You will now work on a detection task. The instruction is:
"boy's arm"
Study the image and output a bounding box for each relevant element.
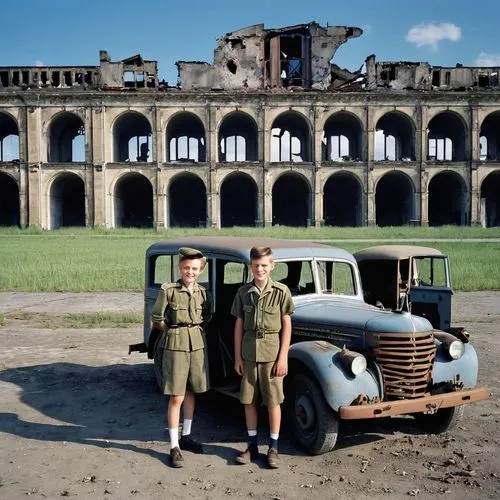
[233,316,244,375]
[273,314,292,377]
[151,286,168,329]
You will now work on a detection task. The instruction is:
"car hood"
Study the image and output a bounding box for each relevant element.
[292,296,432,334]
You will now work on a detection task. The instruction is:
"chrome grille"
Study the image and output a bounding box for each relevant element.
[372,331,436,400]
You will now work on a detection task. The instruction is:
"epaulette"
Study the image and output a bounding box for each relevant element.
[272,281,289,292]
[160,282,179,291]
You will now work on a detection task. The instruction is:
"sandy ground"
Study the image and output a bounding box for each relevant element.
[0,291,499,499]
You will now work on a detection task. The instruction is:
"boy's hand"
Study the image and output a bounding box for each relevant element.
[273,357,288,377]
[234,358,244,376]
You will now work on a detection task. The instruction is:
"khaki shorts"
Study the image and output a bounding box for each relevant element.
[162,348,209,395]
[240,360,284,407]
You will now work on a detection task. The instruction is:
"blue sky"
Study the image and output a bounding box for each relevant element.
[1,0,499,84]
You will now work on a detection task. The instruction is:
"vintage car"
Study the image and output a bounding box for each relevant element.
[129,237,488,455]
[354,245,462,334]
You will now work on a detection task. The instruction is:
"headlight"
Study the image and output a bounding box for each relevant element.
[340,347,367,375]
[434,331,465,360]
[448,339,465,360]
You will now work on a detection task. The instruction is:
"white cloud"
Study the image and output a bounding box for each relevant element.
[35,60,44,67]
[406,23,461,50]
[475,52,500,67]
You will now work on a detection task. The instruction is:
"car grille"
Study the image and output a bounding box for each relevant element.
[372,331,436,400]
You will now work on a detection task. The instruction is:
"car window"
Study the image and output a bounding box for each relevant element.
[413,257,447,287]
[224,262,247,284]
[153,254,174,286]
[272,261,314,295]
[317,260,356,296]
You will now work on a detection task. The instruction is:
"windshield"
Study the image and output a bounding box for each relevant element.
[412,256,448,287]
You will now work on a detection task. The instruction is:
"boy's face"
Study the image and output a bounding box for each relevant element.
[250,255,275,285]
[179,258,204,287]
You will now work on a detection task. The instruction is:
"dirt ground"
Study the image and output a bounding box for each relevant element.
[0,291,499,500]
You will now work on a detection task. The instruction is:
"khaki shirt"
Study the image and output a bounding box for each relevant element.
[231,278,295,362]
[151,280,212,352]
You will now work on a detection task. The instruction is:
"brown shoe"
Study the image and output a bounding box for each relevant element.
[235,444,259,464]
[170,446,184,468]
[267,448,279,469]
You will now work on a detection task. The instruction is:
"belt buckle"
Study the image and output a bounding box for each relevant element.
[257,330,264,339]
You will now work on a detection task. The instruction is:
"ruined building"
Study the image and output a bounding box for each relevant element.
[1,22,499,229]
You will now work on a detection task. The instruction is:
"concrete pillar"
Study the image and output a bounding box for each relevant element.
[314,169,323,227]
[90,107,106,227]
[28,166,42,227]
[206,107,219,228]
[420,170,429,227]
[367,171,376,226]
[470,106,480,225]
[366,106,376,226]
[92,166,106,226]
[420,105,429,226]
[209,168,219,228]
[263,169,273,226]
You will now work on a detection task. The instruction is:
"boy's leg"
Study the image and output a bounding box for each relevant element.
[179,390,203,453]
[267,405,281,468]
[167,394,185,468]
[235,403,259,464]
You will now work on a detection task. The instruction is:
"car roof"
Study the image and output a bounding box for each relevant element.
[146,236,357,263]
[354,245,444,261]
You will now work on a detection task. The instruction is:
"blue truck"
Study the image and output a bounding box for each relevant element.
[129,237,488,455]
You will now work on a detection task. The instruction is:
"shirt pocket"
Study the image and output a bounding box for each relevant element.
[169,302,191,325]
[243,304,255,330]
[263,304,281,331]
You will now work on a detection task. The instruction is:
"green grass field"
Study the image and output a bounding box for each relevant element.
[0,226,499,292]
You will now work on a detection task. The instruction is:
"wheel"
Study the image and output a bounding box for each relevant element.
[152,332,166,393]
[413,405,465,433]
[286,372,339,455]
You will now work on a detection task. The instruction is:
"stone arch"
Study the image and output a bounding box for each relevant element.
[375,111,416,161]
[0,172,20,226]
[428,171,467,226]
[375,171,415,226]
[479,111,500,161]
[0,111,20,162]
[270,111,312,162]
[427,111,467,161]
[112,111,152,162]
[48,111,85,162]
[220,172,258,227]
[49,172,85,229]
[272,172,311,226]
[323,172,363,226]
[114,173,153,227]
[166,112,206,162]
[218,111,258,162]
[168,173,207,227]
[480,171,500,227]
[322,111,363,161]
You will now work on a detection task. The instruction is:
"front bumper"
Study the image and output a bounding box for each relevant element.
[339,386,489,420]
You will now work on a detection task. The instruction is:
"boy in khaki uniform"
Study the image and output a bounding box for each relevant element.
[151,247,212,468]
[231,246,295,468]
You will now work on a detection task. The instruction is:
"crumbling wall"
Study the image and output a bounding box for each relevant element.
[310,24,362,89]
[366,54,500,92]
[177,22,363,91]
[176,62,216,90]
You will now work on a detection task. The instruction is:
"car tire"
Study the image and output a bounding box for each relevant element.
[287,372,339,455]
[413,405,465,433]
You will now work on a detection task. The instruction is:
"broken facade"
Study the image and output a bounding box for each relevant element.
[1,22,500,229]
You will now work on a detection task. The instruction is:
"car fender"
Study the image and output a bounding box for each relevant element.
[288,341,380,412]
[432,343,479,388]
